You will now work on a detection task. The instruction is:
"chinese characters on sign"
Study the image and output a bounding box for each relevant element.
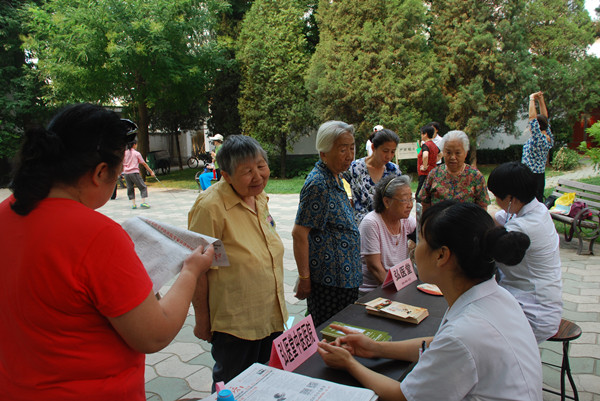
[269,315,319,371]
[395,142,418,161]
[382,258,417,291]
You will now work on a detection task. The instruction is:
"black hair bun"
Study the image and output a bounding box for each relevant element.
[484,226,530,266]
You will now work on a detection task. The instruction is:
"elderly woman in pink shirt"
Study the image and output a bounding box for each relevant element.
[359,175,416,294]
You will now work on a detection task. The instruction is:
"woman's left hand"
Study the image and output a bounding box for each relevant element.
[317,339,355,371]
[295,278,311,300]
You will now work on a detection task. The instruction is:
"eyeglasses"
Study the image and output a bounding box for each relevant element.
[391,197,415,204]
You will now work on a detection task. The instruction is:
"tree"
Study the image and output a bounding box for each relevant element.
[23,0,228,160]
[237,0,315,178]
[427,0,533,164]
[0,0,48,161]
[580,121,600,171]
[207,0,254,138]
[305,0,444,143]
[524,0,600,145]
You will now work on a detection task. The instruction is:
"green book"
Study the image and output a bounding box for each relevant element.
[320,321,392,342]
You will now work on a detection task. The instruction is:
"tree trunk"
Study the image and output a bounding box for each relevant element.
[175,130,183,171]
[279,132,287,178]
[137,100,150,178]
[469,139,478,169]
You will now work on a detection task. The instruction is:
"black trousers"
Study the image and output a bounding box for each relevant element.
[307,281,359,328]
[210,331,282,390]
[533,172,545,202]
[416,175,427,201]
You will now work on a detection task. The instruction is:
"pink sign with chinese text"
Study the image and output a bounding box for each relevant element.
[382,258,417,291]
[269,314,319,371]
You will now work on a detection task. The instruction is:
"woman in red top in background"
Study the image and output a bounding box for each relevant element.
[416,125,438,201]
[0,103,214,401]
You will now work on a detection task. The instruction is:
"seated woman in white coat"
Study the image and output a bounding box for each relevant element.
[317,201,542,401]
[359,175,416,294]
[488,161,562,343]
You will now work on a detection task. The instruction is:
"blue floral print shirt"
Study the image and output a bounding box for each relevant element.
[522,119,553,174]
[295,161,362,288]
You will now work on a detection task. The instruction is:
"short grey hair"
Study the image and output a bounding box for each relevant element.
[316,120,355,153]
[216,135,268,175]
[373,175,412,213]
[442,130,470,152]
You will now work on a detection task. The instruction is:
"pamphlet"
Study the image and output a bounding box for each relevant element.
[320,321,392,342]
[363,297,429,324]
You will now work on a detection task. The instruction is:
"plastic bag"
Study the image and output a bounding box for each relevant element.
[550,192,576,215]
[556,192,576,206]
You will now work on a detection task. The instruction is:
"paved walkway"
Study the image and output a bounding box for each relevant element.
[1,161,598,400]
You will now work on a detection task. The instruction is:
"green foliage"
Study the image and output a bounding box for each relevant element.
[306,0,443,142]
[525,0,600,143]
[268,154,319,178]
[580,122,600,171]
[428,0,533,162]
[207,1,254,137]
[0,0,48,160]
[237,0,315,177]
[551,147,580,171]
[476,145,524,165]
[23,0,229,157]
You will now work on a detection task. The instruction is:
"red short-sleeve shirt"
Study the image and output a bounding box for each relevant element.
[0,196,152,401]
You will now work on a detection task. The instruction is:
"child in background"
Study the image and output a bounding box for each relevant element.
[416,125,438,201]
[123,140,154,209]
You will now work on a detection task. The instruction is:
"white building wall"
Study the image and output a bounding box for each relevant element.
[289,118,531,155]
[148,130,197,161]
[478,118,529,149]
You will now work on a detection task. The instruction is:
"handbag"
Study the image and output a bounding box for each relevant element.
[568,201,592,219]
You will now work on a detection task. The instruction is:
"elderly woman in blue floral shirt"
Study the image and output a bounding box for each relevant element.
[292,121,362,327]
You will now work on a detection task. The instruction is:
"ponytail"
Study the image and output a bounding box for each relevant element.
[10,127,64,215]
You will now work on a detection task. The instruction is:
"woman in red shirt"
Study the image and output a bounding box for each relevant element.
[1,103,213,401]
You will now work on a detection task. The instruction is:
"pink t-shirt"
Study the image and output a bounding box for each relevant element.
[123,148,144,174]
[359,211,416,292]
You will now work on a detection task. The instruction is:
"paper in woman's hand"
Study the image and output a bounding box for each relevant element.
[122,216,229,293]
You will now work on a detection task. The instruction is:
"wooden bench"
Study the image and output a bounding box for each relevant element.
[550,179,600,255]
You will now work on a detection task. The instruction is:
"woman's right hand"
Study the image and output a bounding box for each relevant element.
[183,244,214,277]
[330,324,380,359]
[295,278,311,300]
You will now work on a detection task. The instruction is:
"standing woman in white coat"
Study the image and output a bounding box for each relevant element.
[488,161,562,343]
